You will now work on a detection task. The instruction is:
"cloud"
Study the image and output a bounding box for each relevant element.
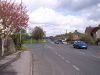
[29,7,99,36]
[29,7,85,25]
[58,0,100,11]
[16,0,58,12]
[8,0,100,36]
[83,4,100,21]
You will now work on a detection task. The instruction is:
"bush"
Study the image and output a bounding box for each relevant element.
[96,38,100,45]
[67,32,75,42]
[11,31,28,50]
[80,34,95,45]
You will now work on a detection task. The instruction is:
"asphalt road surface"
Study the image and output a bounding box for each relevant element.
[26,41,100,75]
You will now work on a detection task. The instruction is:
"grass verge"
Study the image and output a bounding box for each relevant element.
[18,46,28,52]
[24,39,47,44]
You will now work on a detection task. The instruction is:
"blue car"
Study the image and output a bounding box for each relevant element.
[73,41,88,49]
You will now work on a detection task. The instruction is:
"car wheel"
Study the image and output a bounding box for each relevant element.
[85,48,87,50]
[76,46,79,49]
[73,46,76,48]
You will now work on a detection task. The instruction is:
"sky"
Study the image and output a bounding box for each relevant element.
[15,0,100,36]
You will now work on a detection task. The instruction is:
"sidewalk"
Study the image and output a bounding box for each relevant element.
[0,51,21,70]
[0,51,33,75]
[11,51,32,75]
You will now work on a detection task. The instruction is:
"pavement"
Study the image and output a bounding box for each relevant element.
[0,51,21,70]
[25,41,100,75]
[0,51,32,75]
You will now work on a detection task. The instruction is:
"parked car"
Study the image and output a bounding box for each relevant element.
[58,40,63,44]
[73,41,88,49]
[54,40,59,44]
[54,40,63,44]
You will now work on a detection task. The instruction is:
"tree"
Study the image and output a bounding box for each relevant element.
[67,32,75,42]
[32,26,45,40]
[96,38,100,45]
[0,0,29,56]
[80,34,95,45]
[56,34,65,40]
[11,28,28,49]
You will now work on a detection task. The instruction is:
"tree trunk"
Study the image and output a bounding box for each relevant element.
[1,39,5,56]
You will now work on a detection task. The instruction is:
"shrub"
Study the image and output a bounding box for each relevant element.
[80,34,95,45]
[96,38,100,45]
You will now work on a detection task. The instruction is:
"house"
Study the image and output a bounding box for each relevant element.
[73,30,81,41]
[85,25,100,39]
[96,28,100,39]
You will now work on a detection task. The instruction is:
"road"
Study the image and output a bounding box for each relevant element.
[26,41,100,75]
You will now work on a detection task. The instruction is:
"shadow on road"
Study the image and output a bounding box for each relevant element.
[0,70,17,75]
[0,64,17,75]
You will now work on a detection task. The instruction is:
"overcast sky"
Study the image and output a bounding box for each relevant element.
[16,0,100,36]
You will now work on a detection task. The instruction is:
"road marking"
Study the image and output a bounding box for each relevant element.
[65,60,70,63]
[92,55,100,59]
[92,55,97,58]
[61,57,65,60]
[79,52,85,55]
[72,65,80,71]
[58,54,61,57]
[77,51,86,55]
[45,45,54,49]
[55,52,58,55]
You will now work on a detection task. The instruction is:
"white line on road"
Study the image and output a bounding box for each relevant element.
[61,57,65,60]
[65,60,70,63]
[92,55,97,58]
[92,55,100,59]
[45,45,54,49]
[58,54,61,57]
[79,52,85,55]
[72,65,80,71]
